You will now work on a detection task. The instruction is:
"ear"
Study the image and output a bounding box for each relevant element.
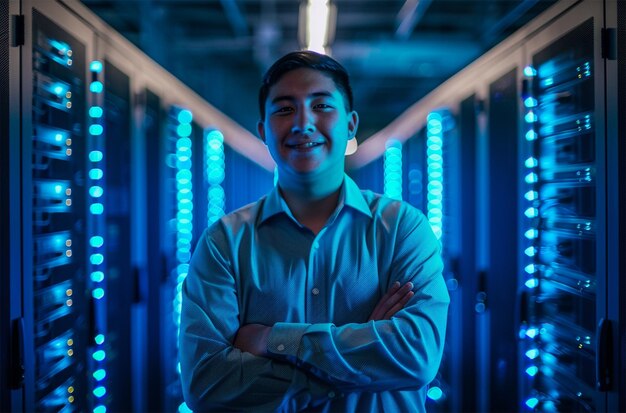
[257,120,266,144]
[347,110,359,140]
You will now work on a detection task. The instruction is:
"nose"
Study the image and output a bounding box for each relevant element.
[291,107,316,135]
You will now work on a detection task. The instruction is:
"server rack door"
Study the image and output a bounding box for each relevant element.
[487,67,520,412]
[518,2,610,411]
[24,6,93,412]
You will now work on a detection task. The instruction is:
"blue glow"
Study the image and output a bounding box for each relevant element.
[525,349,540,359]
[89,169,104,180]
[523,66,537,77]
[525,278,539,289]
[92,288,105,299]
[89,124,104,136]
[524,157,538,168]
[524,207,538,218]
[90,60,103,73]
[89,151,103,162]
[55,133,64,142]
[90,81,104,93]
[524,190,537,201]
[177,109,193,124]
[93,369,107,381]
[53,84,65,96]
[525,229,538,239]
[49,39,70,55]
[525,398,539,409]
[89,186,104,198]
[91,271,105,282]
[90,254,104,265]
[426,112,444,240]
[90,203,104,215]
[524,246,536,257]
[524,111,538,123]
[176,169,192,183]
[524,264,536,274]
[525,328,539,338]
[178,402,194,413]
[525,366,539,377]
[93,386,107,398]
[427,386,443,401]
[524,97,538,108]
[89,106,103,118]
[93,405,107,413]
[95,334,105,345]
[90,236,104,248]
[525,130,538,141]
[92,350,106,361]
[177,124,192,137]
[525,173,538,184]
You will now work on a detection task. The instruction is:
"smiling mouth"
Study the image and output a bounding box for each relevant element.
[285,142,324,149]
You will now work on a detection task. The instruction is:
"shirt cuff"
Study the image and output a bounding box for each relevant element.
[267,322,310,360]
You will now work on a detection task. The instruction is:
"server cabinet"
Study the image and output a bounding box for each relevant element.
[518,3,614,410]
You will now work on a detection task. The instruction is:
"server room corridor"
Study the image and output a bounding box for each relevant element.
[2,0,624,412]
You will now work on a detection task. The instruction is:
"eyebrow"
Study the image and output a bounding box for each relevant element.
[270,91,335,105]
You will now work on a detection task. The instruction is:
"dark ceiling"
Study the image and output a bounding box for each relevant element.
[82,0,558,141]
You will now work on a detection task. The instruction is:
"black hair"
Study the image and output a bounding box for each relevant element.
[258,50,354,119]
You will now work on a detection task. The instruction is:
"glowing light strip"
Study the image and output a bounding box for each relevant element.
[521,64,541,412]
[426,112,443,240]
[88,60,107,413]
[205,130,226,225]
[384,139,402,201]
[305,0,331,54]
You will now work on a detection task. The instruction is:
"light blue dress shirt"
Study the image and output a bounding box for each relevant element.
[180,174,449,412]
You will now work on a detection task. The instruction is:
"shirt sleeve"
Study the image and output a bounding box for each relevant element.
[179,226,336,412]
[266,205,450,392]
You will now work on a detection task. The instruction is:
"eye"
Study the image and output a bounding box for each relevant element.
[313,103,334,110]
[272,106,293,115]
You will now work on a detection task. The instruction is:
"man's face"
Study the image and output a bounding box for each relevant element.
[257,68,358,180]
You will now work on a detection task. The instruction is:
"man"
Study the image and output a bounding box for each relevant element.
[180,51,449,412]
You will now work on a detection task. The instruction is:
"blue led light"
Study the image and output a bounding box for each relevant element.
[89,169,104,180]
[525,397,539,409]
[89,124,104,136]
[90,236,104,248]
[178,402,193,413]
[92,350,106,361]
[89,151,103,162]
[90,81,104,93]
[525,278,539,289]
[525,130,538,141]
[524,229,538,239]
[93,369,107,381]
[524,190,537,201]
[525,173,538,184]
[177,109,193,124]
[93,405,107,413]
[89,106,104,118]
[524,264,536,274]
[95,334,105,345]
[525,328,539,338]
[89,186,104,198]
[90,254,104,265]
[93,386,107,398]
[524,97,538,108]
[90,60,103,73]
[523,66,537,77]
[426,112,444,240]
[92,288,105,299]
[426,386,444,401]
[524,246,536,257]
[524,111,538,123]
[90,203,104,214]
[91,271,105,282]
[525,349,539,360]
[525,366,539,377]
[524,207,538,218]
[524,157,538,168]
[177,123,192,137]
[53,84,65,96]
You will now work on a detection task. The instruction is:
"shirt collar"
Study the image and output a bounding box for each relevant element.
[260,174,372,225]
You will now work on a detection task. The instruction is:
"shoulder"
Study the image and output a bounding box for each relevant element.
[201,197,266,245]
[360,189,426,226]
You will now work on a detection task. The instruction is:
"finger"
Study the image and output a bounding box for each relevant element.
[381,282,413,311]
[383,290,414,319]
[368,282,401,321]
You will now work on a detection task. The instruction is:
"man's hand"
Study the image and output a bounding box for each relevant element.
[368,281,414,321]
[233,324,271,356]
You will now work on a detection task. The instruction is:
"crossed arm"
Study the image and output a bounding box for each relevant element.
[234,281,415,356]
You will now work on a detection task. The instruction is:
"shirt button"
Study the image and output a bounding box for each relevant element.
[311,287,320,296]
[277,344,285,352]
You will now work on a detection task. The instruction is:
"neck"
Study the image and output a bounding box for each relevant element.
[278,171,344,234]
